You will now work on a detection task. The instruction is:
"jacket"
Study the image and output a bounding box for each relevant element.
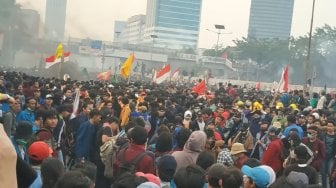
[302,137,325,171]
[262,138,284,174]
[172,131,207,171]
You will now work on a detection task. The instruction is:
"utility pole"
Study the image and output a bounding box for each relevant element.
[101,44,106,72]
[304,0,316,92]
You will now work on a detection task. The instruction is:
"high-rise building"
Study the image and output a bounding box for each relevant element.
[44,0,67,41]
[144,0,202,49]
[127,15,146,44]
[248,0,294,40]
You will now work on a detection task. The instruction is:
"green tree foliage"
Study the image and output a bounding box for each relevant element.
[232,25,336,85]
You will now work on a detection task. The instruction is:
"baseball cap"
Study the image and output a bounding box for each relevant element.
[156,155,177,182]
[184,110,192,118]
[28,141,53,161]
[45,94,53,99]
[241,165,269,188]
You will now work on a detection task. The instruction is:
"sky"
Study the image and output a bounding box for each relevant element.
[16,0,336,49]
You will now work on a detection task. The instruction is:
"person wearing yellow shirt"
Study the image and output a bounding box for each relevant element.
[119,96,131,128]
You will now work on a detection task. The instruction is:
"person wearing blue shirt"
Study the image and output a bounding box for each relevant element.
[283,115,304,139]
[17,98,36,124]
[75,109,101,162]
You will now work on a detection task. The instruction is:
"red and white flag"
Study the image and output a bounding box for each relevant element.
[171,68,180,81]
[45,52,70,69]
[256,81,261,91]
[277,65,289,92]
[154,64,171,84]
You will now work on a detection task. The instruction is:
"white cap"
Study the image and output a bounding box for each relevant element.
[184,110,192,118]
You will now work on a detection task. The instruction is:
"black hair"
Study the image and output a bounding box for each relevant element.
[327,120,336,126]
[41,158,65,188]
[57,104,72,114]
[174,164,206,188]
[156,132,172,153]
[287,115,296,124]
[121,96,129,105]
[243,158,262,168]
[131,117,145,127]
[35,110,44,120]
[89,108,101,119]
[157,125,170,135]
[71,160,97,182]
[294,145,309,163]
[176,128,191,149]
[43,109,58,122]
[221,167,243,188]
[130,126,148,145]
[55,171,92,188]
[15,121,33,140]
[113,172,146,188]
[196,151,215,170]
[103,116,119,124]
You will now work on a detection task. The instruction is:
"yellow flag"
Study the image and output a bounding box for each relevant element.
[55,43,64,59]
[120,53,135,78]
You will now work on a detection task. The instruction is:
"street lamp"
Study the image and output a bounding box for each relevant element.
[150,34,158,62]
[304,0,316,92]
[207,24,230,57]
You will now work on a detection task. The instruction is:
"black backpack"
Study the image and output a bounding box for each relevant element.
[116,148,154,176]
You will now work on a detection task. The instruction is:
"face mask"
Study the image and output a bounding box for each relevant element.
[307,133,312,139]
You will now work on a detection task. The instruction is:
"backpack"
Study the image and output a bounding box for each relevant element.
[100,139,116,164]
[116,148,154,176]
[101,140,119,178]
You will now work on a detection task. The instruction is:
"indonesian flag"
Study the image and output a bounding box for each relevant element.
[171,68,180,81]
[277,65,289,92]
[97,70,112,81]
[45,52,70,69]
[192,80,206,95]
[256,81,261,91]
[154,64,171,84]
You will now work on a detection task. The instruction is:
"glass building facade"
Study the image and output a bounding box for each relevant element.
[145,0,202,49]
[248,0,294,40]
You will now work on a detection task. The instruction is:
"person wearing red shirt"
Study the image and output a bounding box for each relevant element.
[261,126,284,176]
[114,126,155,175]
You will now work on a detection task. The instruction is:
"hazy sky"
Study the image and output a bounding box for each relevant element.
[17,0,336,48]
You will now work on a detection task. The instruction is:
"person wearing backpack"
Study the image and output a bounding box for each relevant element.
[114,126,155,176]
[95,117,119,188]
[35,109,59,158]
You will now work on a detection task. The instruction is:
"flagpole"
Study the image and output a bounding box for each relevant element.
[58,56,63,79]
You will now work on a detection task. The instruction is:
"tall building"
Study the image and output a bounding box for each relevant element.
[248,0,294,40]
[144,0,202,49]
[127,15,146,44]
[44,0,67,41]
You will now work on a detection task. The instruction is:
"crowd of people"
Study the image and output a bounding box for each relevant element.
[1,70,336,188]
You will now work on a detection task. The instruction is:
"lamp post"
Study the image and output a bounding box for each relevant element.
[206,24,231,57]
[150,34,158,62]
[304,0,316,92]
